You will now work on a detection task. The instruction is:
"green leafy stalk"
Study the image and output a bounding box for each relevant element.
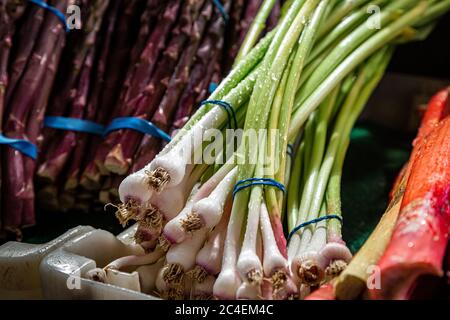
[170,28,277,147]
[288,1,428,139]
[234,0,278,65]
[290,84,340,234]
[317,0,372,38]
[287,140,304,231]
[297,0,420,105]
[239,0,318,183]
[308,0,389,64]
[326,47,393,238]
[270,0,330,217]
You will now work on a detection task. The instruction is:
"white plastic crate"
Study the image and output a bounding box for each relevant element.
[0,224,159,300]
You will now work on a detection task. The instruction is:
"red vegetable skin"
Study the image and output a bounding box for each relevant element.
[305,283,336,300]
[390,88,449,201]
[413,88,450,147]
[371,115,450,300]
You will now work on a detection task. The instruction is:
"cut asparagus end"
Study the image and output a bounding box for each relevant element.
[104,144,130,175]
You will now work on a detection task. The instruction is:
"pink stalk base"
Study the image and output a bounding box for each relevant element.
[270,215,287,258]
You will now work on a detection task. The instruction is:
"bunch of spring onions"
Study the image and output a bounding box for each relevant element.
[87,0,450,299]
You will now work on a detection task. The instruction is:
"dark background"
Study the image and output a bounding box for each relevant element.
[389,11,450,79]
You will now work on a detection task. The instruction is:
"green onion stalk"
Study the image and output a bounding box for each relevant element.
[234,0,278,65]
[216,0,324,299]
[266,0,330,257]
[322,47,393,277]
[288,48,393,288]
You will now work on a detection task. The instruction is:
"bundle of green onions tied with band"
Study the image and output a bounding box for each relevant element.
[87,0,450,299]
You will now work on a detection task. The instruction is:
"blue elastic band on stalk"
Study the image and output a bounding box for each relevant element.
[287,144,294,158]
[287,215,343,242]
[0,134,37,159]
[103,117,172,142]
[210,0,229,22]
[28,0,70,32]
[44,116,105,136]
[233,178,286,198]
[200,100,237,129]
[44,116,172,142]
[208,82,218,94]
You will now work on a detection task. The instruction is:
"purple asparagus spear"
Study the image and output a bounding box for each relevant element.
[131,0,213,172]
[63,1,121,192]
[37,0,109,183]
[22,30,66,226]
[223,0,245,71]
[81,0,182,182]
[2,0,70,233]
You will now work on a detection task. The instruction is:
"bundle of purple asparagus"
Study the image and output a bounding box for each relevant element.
[1,0,73,238]
[0,0,275,239]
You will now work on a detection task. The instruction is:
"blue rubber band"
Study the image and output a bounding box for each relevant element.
[233,178,286,198]
[44,116,172,142]
[44,116,105,136]
[211,0,229,22]
[0,134,37,159]
[287,215,343,242]
[208,82,218,94]
[104,117,172,142]
[28,0,70,32]
[200,100,237,130]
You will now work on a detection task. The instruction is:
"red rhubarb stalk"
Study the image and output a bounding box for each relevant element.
[371,115,450,300]
[390,88,449,202]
